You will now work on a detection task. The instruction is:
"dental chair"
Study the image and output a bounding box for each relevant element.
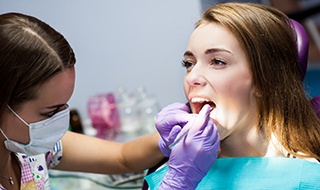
[292,19,320,117]
[312,95,320,117]
[291,19,320,116]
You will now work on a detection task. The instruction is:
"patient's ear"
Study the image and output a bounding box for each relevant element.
[290,19,309,81]
[255,92,262,98]
[254,88,262,98]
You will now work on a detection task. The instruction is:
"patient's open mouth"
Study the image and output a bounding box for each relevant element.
[191,97,216,114]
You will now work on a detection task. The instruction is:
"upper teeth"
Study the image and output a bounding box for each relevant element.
[191,97,210,103]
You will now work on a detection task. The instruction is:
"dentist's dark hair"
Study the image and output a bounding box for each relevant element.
[0,12,76,120]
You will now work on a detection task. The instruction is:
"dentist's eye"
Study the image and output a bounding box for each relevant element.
[181,60,195,68]
[41,108,60,118]
[42,110,58,118]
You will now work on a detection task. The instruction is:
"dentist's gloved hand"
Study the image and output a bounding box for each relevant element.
[156,102,191,157]
[159,104,220,190]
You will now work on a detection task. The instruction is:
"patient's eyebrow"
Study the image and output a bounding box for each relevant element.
[205,48,231,55]
[184,48,231,58]
[183,51,194,57]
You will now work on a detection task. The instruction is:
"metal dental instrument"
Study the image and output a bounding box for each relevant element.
[169,106,213,150]
[169,128,191,150]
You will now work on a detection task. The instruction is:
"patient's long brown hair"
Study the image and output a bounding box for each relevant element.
[197,3,320,160]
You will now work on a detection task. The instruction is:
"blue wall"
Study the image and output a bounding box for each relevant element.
[0,0,201,119]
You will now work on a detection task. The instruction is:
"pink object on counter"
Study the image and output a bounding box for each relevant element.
[87,93,120,139]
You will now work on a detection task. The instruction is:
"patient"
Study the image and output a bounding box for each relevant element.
[152,2,320,189]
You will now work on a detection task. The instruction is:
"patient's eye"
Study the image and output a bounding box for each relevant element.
[211,58,225,66]
[181,60,195,69]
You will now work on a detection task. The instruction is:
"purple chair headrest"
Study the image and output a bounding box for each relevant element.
[290,19,309,80]
[290,20,320,118]
[312,95,320,117]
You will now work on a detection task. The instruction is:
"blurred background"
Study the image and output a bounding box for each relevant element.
[1,0,319,121]
[0,0,198,121]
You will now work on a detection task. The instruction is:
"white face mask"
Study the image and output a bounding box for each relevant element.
[0,104,70,156]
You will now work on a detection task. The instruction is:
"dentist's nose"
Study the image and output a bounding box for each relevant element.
[185,64,207,87]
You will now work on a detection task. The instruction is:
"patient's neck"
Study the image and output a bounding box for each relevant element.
[218,126,268,158]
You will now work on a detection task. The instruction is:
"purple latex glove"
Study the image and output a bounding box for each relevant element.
[159,104,220,190]
[156,102,191,157]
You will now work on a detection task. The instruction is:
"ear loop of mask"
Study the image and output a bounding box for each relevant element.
[0,105,29,140]
[0,128,9,140]
[6,105,30,127]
